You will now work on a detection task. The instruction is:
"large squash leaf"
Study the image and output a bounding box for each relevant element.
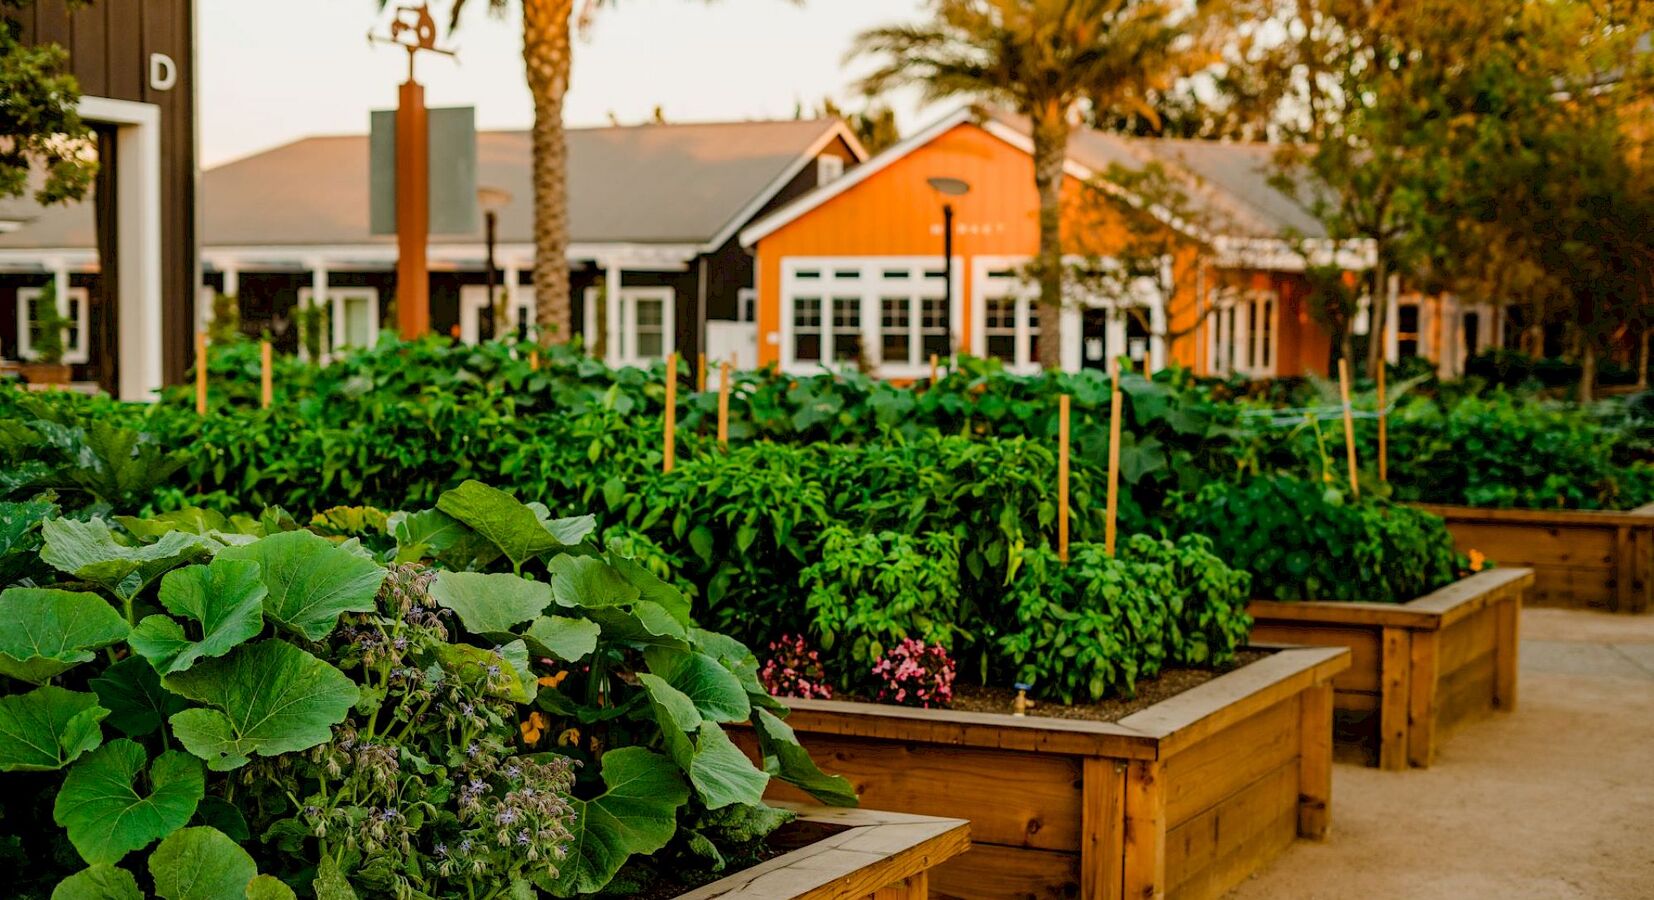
[549,554,640,609]
[644,647,750,723]
[429,571,552,635]
[752,709,857,807]
[436,481,563,570]
[0,588,130,683]
[40,518,211,603]
[166,640,358,771]
[89,656,189,738]
[53,739,204,864]
[536,748,688,896]
[148,827,257,900]
[129,558,265,675]
[50,865,144,900]
[0,685,107,771]
[388,507,501,569]
[523,616,601,663]
[219,531,385,641]
[685,724,769,811]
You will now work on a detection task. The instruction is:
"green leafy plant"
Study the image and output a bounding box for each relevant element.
[800,527,963,676]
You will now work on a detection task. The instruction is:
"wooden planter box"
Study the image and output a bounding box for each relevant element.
[739,646,1349,900]
[679,805,970,899]
[1248,567,1533,771]
[1415,503,1654,613]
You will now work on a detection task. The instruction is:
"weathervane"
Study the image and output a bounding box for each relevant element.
[369,2,455,79]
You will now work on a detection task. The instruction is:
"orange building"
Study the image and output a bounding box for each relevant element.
[740,108,1370,379]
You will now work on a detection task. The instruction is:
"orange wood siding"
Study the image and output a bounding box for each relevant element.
[755,123,1156,368]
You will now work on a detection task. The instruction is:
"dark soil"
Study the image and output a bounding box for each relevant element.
[942,650,1271,723]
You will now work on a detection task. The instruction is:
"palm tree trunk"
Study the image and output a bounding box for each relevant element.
[1031,112,1069,371]
[522,0,574,345]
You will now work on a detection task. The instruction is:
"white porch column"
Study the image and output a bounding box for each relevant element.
[1148,298,1169,373]
[1234,296,1251,374]
[51,258,70,318]
[605,261,623,366]
[311,263,330,362]
[1060,304,1083,373]
[503,261,520,333]
[222,265,240,301]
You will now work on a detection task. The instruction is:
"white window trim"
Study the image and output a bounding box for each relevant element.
[1206,288,1277,377]
[816,154,845,185]
[736,287,757,323]
[459,283,533,346]
[972,255,1167,374]
[778,256,962,379]
[584,284,675,366]
[16,285,91,364]
[297,286,381,353]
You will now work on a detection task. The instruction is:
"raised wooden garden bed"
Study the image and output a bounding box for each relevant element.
[1248,567,1533,771]
[738,646,1349,900]
[679,804,970,899]
[1414,503,1654,613]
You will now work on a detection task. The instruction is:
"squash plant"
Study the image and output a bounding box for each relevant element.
[0,481,851,899]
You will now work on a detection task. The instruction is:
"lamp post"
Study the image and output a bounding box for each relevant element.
[477,186,512,339]
[926,177,970,355]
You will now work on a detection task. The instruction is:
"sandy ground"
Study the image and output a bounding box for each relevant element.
[1226,608,1654,900]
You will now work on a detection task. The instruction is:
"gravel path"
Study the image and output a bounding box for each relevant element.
[1226,608,1654,900]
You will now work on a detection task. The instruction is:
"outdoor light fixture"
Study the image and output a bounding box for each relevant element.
[927,177,971,359]
[477,186,513,338]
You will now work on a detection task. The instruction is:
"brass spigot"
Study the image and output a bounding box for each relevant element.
[1012,682,1034,717]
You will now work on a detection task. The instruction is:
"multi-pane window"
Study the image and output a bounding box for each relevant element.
[793,297,822,362]
[985,297,1018,363]
[1209,290,1275,376]
[881,297,911,364]
[831,297,862,363]
[16,286,90,364]
[634,296,665,359]
[921,297,950,358]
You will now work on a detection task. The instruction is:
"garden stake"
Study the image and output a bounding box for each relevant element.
[930,353,939,385]
[1339,357,1360,499]
[1106,358,1125,557]
[1377,362,1388,482]
[260,340,273,410]
[1058,394,1071,563]
[697,352,707,392]
[717,361,732,450]
[195,330,207,416]
[664,352,678,473]
[530,349,540,371]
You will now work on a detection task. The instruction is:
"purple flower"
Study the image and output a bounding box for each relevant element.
[496,807,519,825]
[434,842,448,858]
[466,742,480,758]
[516,829,532,846]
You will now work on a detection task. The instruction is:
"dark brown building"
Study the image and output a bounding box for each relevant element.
[0,0,197,398]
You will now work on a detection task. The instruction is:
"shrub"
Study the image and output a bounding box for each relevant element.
[870,639,956,709]
[800,527,962,677]
[1176,474,1460,603]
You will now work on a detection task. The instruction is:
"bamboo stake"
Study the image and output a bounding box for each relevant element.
[529,349,540,371]
[1058,394,1071,563]
[195,331,207,416]
[929,353,939,384]
[259,340,273,410]
[1339,357,1360,499]
[697,352,707,393]
[1106,358,1124,556]
[717,361,732,450]
[663,352,678,473]
[1377,362,1388,483]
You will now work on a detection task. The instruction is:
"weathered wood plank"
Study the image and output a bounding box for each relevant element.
[1378,628,1412,771]
[1164,762,1298,900]
[744,734,1082,853]
[1122,761,1166,900]
[1435,650,1498,743]
[1437,603,1496,673]
[1247,599,1438,629]
[1415,503,1654,528]
[778,698,1156,759]
[1406,630,1440,769]
[1082,757,1125,900]
[1246,623,1382,694]
[1161,696,1297,827]
[1297,681,1332,839]
[1118,647,1348,755]
[868,873,924,899]
[1408,568,1534,625]
[930,844,1079,900]
[1494,589,1520,709]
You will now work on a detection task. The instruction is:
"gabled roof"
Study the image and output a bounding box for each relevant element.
[740,106,1330,249]
[0,118,865,253]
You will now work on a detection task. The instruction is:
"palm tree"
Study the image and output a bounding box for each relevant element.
[854,0,1199,369]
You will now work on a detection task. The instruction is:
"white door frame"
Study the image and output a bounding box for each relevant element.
[80,96,163,400]
[971,255,1166,374]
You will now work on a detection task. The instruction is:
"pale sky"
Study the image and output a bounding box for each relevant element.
[198,0,933,167]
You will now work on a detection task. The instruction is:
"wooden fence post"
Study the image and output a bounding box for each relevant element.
[1058,394,1071,563]
[1338,357,1360,499]
[195,331,208,415]
[717,361,732,450]
[260,340,273,410]
[1106,359,1125,557]
[664,352,678,473]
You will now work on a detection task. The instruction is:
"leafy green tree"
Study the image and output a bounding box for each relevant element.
[0,1,97,206]
[853,0,1213,369]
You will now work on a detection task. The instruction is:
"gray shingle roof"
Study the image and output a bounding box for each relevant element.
[0,118,846,251]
